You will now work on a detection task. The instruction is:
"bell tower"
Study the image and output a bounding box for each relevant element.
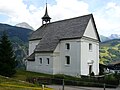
[42,3,51,24]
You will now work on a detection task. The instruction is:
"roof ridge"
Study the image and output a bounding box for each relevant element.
[45,14,92,25]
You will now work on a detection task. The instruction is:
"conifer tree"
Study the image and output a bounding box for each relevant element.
[0,32,16,77]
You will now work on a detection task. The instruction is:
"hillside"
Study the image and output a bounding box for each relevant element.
[100,39,120,65]
[0,23,33,68]
[0,23,33,42]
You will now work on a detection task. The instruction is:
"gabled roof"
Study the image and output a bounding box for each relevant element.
[30,14,100,53]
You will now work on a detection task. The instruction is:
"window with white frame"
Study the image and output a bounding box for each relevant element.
[65,56,70,65]
[47,58,49,64]
[66,43,70,50]
[89,43,92,51]
[39,58,42,64]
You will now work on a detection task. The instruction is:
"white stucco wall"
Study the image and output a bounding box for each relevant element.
[27,53,54,74]
[26,61,37,72]
[59,38,99,76]
[29,40,40,55]
[27,39,82,76]
[81,18,99,75]
[80,38,99,75]
[27,47,61,75]
[84,18,98,40]
[27,37,99,76]
[53,44,60,74]
[59,39,81,77]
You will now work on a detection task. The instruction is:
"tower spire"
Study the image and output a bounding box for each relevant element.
[42,2,51,24]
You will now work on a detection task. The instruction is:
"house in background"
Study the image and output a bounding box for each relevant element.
[26,5,100,77]
[107,61,120,73]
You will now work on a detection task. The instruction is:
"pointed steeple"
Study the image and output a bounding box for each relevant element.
[42,3,51,24]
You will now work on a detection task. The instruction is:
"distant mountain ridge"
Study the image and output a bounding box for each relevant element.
[100,34,120,42]
[109,34,120,39]
[15,22,34,30]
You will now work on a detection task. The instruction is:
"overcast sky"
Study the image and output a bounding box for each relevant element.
[0,0,120,36]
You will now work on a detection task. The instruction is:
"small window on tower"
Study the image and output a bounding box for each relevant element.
[65,56,70,65]
[66,43,70,50]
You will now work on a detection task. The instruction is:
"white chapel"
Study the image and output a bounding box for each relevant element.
[26,5,100,77]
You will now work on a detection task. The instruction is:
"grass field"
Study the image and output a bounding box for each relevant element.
[0,69,53,90]
[12,69,53,81]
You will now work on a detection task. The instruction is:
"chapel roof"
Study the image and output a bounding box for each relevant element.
[30,14,100,53]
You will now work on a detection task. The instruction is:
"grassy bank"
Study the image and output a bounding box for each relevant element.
[1,69,119,89]
[12,69,53,81]
[0,69,53,90]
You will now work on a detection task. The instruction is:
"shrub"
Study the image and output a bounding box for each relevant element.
[90,72,95,76]
[99,49,106,53]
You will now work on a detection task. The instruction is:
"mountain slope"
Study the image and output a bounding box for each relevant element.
[100,35,110,42]
[0,23,32,42]
[0,23,33,68]
[100,39,120,65]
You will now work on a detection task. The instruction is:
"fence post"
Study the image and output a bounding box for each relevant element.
[62,79,64,90]
[119,80,120,88]
[42,84,44,90]
[103,83,105,90]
